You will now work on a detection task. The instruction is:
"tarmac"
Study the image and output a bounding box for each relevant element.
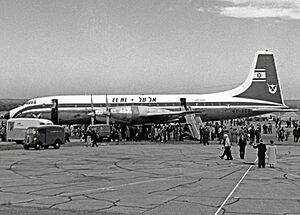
[0,136,299,215]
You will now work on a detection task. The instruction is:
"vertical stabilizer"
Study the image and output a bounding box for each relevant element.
[234,51,284,105]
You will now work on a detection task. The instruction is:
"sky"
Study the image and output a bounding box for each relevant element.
[0,0,299,99]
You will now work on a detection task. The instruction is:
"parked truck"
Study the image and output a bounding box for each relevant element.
[6,118,53,144]
[24,125,65,150]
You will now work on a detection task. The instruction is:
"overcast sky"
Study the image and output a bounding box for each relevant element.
[0,0,299,99]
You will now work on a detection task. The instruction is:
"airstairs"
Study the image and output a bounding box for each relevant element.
[184,110,203,140]
[180,97,203,140]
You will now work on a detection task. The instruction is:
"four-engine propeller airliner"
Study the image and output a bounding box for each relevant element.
[6,51,294,124]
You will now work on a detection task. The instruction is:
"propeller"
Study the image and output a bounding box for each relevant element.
[90,94,95,125]
[88,94,111,124]
[105,94,110,125]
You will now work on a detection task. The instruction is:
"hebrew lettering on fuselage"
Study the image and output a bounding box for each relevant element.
[139,97,156,103]
[112,97,156,103]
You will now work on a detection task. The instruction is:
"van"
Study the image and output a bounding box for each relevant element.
[23,125,65,150]
[6,118,53,144]
[88,124,111,142]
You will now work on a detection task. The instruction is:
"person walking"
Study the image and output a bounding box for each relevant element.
[64,126,71,142]
[253,139,267,168]
[293,127,298,142]
[267,140,277,168]
[203,127,209,145]
[150,125,155,142]
[249,126,255,144]
[220,134,233,160]
[238,134,247,159]
[91,129,98,147]
[85,128,92,147]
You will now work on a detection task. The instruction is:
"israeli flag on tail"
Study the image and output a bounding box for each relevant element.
[253,69,266,81]
[234,51,284,105]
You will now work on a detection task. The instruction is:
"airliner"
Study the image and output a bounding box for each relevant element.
[6,51,294,124]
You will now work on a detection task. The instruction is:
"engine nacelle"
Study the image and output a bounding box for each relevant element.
[96,106,174,123]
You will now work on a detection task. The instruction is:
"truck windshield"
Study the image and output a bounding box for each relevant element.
[26,128,37,134]
[98,126,110,131]
[90,126,110,132]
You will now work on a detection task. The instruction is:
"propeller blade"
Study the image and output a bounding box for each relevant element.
[105,94,109,125]
[91,94,95,125]
[91,94,94,111]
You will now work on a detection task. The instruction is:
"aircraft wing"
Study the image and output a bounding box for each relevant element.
[140,110,202,118]
[137,110,202,123]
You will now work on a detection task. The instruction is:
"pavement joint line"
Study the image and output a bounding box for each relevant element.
[11,168,224,204]
[287,173,300,178]
[58,170,212,196]
[214,158,257,215]
[8,160,248,205]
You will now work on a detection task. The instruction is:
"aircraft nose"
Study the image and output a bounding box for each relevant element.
[4,111,10,119]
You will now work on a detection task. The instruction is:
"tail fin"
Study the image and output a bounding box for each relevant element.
[233,51,284,105]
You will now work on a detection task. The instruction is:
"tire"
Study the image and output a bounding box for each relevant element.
[35,142,41,150]
[53,141,61,149]
[24,145,29,150]
[43,145,49,149]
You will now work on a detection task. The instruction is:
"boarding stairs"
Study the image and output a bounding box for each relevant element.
[185,113,202,140]
[181,105,203,140]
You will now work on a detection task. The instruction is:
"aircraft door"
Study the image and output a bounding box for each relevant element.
[51,99,59,124]
[180,98,187,110]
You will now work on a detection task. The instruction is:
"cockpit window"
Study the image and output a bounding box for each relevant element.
[25,99,36,105]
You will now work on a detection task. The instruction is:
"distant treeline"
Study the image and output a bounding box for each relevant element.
[0,99,28,111]
[285,100,300,110]
[0,98,299,112]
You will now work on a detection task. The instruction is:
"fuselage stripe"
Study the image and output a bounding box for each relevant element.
[13,101,283,118]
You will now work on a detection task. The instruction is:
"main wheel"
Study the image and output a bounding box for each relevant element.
[35,142,41,150]
[24,145,29,150]
[53,141,61,149]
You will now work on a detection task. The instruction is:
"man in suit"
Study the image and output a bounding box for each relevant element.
[253,139,267,168]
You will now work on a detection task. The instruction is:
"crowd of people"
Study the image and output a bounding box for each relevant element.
[217,130,277,168]
[197,118,299,169]
[0,116,298,168]
[199,122,265,146]
[69,123,187,144]
[58,116,300,149]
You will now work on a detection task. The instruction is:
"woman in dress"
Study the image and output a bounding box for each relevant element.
[267,140,277,168]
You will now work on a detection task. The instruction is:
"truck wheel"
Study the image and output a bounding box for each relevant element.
[53,141,60,149]
[35,142,41,150]
[24,145,29,150]
[43,145,49,149]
